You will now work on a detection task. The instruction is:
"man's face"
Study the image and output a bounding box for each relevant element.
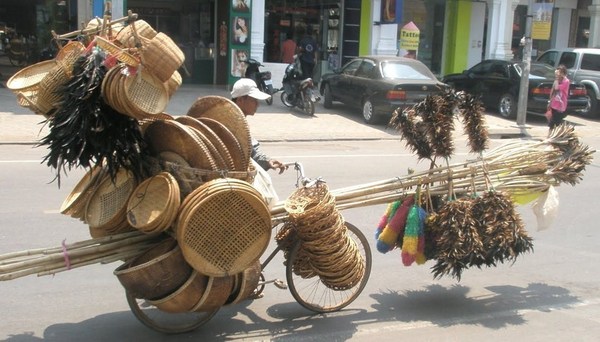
[238,95,259,116]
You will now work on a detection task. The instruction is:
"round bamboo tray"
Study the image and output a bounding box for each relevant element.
[176,178,271,277]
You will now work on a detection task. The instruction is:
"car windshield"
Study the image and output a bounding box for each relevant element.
[514,63,555,79]
[381,61,434,80]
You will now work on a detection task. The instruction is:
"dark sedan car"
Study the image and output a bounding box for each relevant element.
[320,56,448,124]
[442,59,589,119]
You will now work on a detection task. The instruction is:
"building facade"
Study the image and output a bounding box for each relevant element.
[3,0,599,85]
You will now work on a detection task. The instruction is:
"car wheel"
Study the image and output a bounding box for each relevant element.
[498,93,516,119]
[323,84,333,109]
[362,99,378,124]
[580,88,598,118]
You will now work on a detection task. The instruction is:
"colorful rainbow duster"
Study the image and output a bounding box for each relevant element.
[401,204,420,266]
[377,197,414,253]
[415,206,428,264]
[375,200,401,241]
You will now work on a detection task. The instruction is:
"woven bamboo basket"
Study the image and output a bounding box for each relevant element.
[165,70,182,97]
[123,69,169,119]
[95,36,140,67]
[147,271,209,313]
[6,60,56,92]
[85,168,137,232]
[15,90,43,116]
[116,19,157,48]
[140,32,185,82]
[226,260,261,305]
[36,62,71,115]
[54,41,85,77]
[114,237,193,300]
[126,172,180,233]
[175,116,236,171]
[60,165,106,220]
[191,274,235,312]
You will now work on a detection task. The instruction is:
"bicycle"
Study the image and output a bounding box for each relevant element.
[125,162,373,334]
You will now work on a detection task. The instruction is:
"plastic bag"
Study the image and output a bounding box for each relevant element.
[250,159,279,209]
[531,186,559,231]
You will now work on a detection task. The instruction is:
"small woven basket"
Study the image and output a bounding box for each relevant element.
[192,274,235,312]
[126,172,180,233]
[114,237,193,300]
[85,168,137,231]
[6,60,56,92]
[165,70,182,97]
[116,20,157,48]
[36,63,70,115]
[95,36,140,67]
[140,32,185,82]
[123,69,169,119]
[55,41,85,77]
[60,165,106,220]
[147,271,209,313]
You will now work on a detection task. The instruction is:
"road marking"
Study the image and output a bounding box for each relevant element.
[275,153,471,158]
[0,160,41,163]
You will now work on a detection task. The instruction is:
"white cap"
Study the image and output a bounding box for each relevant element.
[231,78,271,100]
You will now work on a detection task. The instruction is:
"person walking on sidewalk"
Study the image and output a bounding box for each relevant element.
[547,64,570,130]
[231,78,288,174]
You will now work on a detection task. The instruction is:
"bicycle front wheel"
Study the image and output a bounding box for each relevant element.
[126,291,218,334]
[286,221,372,313]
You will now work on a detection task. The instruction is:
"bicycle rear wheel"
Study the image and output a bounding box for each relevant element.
[126,291,218,334]
[286,222,372,313]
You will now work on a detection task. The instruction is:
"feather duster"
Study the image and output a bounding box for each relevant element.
[39,50,151,185]
[458,91,489,154]
[429,197,484,280]
[388,107,433,160]
[471,191,533,266]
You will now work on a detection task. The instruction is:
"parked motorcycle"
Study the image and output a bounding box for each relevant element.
[280,57,320,116]
[244,58,275,105]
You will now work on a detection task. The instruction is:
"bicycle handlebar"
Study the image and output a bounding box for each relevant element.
[282,162,324,188]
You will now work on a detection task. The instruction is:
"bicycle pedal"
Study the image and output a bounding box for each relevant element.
[274,279,288,290]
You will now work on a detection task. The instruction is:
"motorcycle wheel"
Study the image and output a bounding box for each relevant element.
[303,96,315,116]
[281,91,294,108]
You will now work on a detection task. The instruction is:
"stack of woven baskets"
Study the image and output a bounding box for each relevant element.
[7,18,183,119]
[57,92,268,313]
[282,184,366,290]
[13,15,275,315]
[7,41,85,117]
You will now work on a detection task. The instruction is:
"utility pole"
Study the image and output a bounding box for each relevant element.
[516,0,533,127]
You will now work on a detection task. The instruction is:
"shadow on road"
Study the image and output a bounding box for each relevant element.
[2,282,578,341]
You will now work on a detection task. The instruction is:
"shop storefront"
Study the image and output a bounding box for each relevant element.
[263,0,346,83]
[126,0,217,84]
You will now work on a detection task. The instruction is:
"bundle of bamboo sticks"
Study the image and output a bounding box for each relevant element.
[0,231,161,281]
[271,125,594,222]
[0,126,592,282]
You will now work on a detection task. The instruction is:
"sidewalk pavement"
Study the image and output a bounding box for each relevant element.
[0,84,584,145]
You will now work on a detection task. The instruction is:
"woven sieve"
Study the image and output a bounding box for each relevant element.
[176,178,271,277]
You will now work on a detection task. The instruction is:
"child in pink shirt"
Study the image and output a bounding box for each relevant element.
[547,64,570,130]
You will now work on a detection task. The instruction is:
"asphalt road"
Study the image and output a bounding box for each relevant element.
[1,136,599,341]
